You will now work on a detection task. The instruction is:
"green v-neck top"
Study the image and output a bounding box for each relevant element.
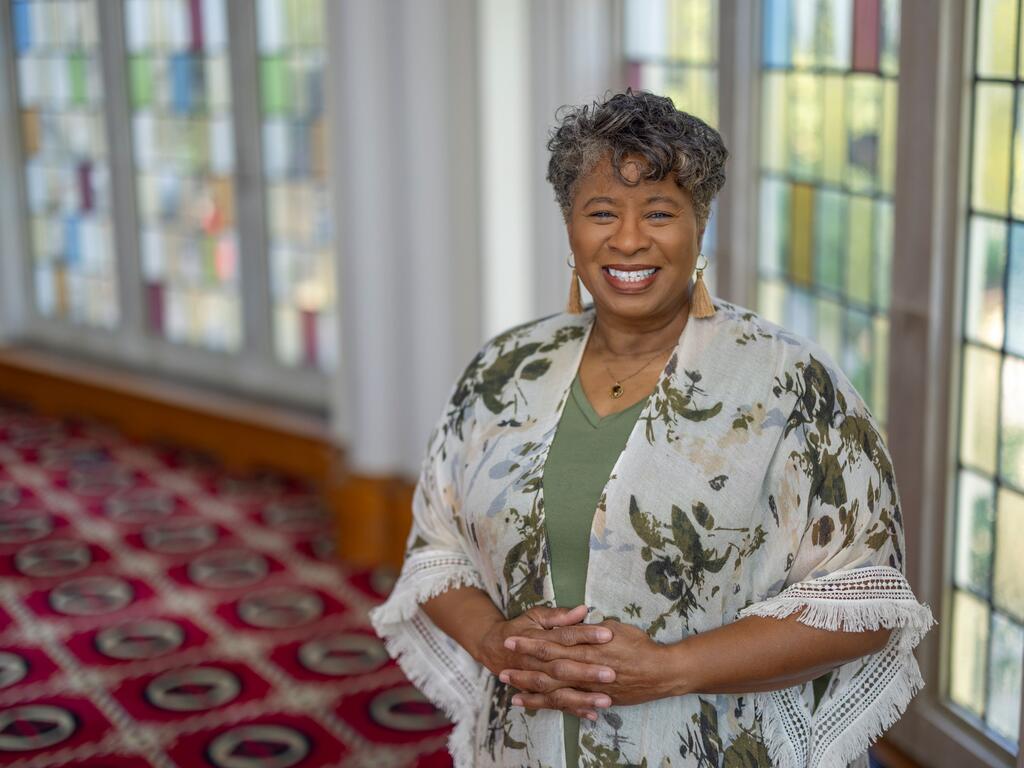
[541,373,650,767]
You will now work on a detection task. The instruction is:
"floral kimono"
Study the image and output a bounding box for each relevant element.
[369,300,934,768]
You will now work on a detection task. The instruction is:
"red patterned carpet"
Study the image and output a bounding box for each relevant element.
[0,403,453,768]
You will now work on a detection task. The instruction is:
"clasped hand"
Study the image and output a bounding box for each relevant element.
[479,604,676,721]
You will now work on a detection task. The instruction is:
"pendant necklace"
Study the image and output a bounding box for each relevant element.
[603,344,676,399]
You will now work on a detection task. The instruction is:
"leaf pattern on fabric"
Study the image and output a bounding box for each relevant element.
[370,302,930,768]
[775,355,904,570]
[629,495,766,636]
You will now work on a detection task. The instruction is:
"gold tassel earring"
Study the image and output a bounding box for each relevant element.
[690,253,715,318]
[566,253,583,314]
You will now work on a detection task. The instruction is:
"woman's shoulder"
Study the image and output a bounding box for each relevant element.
[443,309,590,430]
[708,297,873,420]
[487,308,592,350]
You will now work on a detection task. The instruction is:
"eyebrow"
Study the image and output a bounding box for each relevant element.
[582,195,682,207]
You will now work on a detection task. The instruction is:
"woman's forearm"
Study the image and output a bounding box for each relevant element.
[665,613,892,696]
[420,585,504,668]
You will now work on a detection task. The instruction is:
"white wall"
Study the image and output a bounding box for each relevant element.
[327,0,485,476]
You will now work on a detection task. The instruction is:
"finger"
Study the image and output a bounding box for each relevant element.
[510,692,547,709]
[530,604,588,629]
[505,636,598,666]
[498,668,559,693]
[545,623,613,646]
[548,658,616,684]
[511,689,610,718]
[502,661,613,691]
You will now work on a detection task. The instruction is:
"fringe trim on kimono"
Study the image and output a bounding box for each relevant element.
[737,566,936,768]
[368,552,488,768]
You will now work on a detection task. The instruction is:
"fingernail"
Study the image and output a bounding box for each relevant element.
[598,669,615,682]
[596,697,612,708]
[587,712,598,721]
[503,638,517,650]
[595,629,612,641]
[511,696,523,706]
[499,672,510,683]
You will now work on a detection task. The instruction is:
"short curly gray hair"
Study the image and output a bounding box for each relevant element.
[546,89,728,226]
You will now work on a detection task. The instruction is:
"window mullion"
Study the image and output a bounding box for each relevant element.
[716,0,760,308]
[96,0,144,352]
[0,2,32,341]
[1019,652,1024,767]
[225,0,272,364]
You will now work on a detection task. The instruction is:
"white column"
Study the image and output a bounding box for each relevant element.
[479,0,535,338]
[717,0,760,308]
[226,1,274,370]
[326,0,483,476]
[0,2,30,343]
[95,0,145,359]
[401,0,483,473]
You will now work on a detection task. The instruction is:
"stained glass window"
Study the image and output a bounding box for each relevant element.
[950,0,1024,750]
[756,0,900,428]
[624,0,719,279]
[12,0,117,328]
[125,0,240,351]
[257,0,335,370]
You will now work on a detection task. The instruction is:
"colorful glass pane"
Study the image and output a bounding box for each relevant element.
[965,216,1007,349]
[955,470,996,595]
[977,0,1020,80]
[987,612,1024,741]
[951,590,991,717]
[993,486,1024,620]
[257,0,335,370]
[756,0,897,427]
[951,1,1024,749]
[1002,359,1024,490]
[625,0,716,66]
[126,0,239,351]
[960,344,1002,476]
[1008,224,1024,357]
[13,0,117,328]
[972,84,1014,216]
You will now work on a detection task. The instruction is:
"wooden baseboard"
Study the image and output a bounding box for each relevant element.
[330,474,415,568]
[0,344,416,567]
[873,739,925,768]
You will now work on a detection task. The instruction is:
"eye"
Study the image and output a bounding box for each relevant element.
[588,210,615,219]
[647,211,673,220]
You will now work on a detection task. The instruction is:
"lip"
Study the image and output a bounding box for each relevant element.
[601,265,660,293]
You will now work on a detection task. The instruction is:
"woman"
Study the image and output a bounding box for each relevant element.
[370,90,933,768]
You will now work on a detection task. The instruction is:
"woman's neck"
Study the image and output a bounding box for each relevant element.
[588,298,690,358]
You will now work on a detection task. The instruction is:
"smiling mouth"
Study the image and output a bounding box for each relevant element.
[601,265,661,291]
[603,266,658,282]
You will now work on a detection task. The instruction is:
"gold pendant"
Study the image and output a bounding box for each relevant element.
[611,383,624,399]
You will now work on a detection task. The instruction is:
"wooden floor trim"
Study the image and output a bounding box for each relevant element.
[0,344,416,567]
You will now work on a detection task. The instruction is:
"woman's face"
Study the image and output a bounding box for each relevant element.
[566,154,702,324]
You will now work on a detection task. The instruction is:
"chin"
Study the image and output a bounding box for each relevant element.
[593,292,667,320]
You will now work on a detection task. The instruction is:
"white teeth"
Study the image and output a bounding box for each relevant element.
[607,267,657,282]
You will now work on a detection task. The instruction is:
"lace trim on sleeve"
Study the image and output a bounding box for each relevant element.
[368,550,488,768]
[737,566,935,768]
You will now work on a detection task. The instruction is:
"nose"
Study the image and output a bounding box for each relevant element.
[606,212,650,255]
